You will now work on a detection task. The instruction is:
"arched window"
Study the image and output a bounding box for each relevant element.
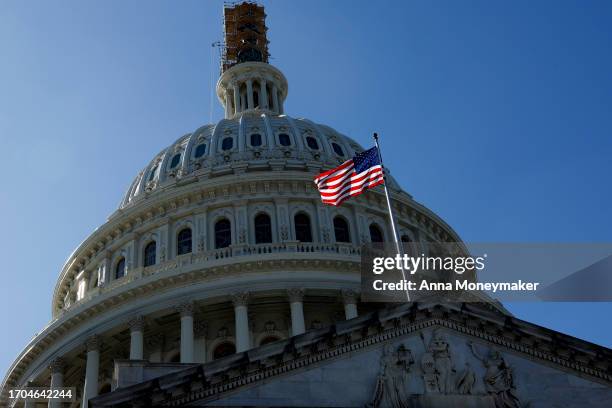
[222,137,233,151]
[332,142,345,157]
[194,143,206,158]
[250,133,262,147]
[177,228,192,255]
[306,136,319,150]
[369,224,384,243]
[170,153,181,169]
[294,213,312,242]
[215,219,232,249]
[144,241,156,267]
[278,133,291,146]
[333,216,351,243]
[213,342,236,359]
[254,213,272,244]
[115,257,126,279]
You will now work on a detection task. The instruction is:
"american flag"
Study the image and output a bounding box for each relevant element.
[314,147,385,206]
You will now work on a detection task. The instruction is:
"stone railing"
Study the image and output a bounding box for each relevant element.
[57,242,362,314]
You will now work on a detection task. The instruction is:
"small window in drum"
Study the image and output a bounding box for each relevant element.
[332,142,344,157]
[250,133,262,147]
[278,133,291,146]
[194,143,206,158]
[222,137,233,151]
[170,153,181,168]
[306,136,319,150]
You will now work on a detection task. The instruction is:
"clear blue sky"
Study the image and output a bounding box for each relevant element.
[1,1,611,377]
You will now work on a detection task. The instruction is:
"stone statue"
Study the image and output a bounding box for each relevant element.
[427,330,455,394]
[368,344,415,408]
[456,362,476,395]
[469,342,521,408]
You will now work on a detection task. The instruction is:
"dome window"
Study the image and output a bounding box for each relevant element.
[294,213,313,242]
[369,224,384,243]
[306,136,319,150]
[250,133,262,147]
[254,213,273,244]
[115,257,126,279]
[333,216,351,243]
[170,153,181,169]
[332,142,345,157]
[278,133,291,146]
[148,166,158,182]
[215,219,232,249]
[144,241,156,267]
[222,137,234,151]
[177,228,192,255]
[194,143,206,158]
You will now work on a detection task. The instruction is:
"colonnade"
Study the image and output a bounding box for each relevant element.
[44,289,359,407]
[225,78,283,118]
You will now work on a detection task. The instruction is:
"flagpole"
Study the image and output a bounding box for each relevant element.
[373,133,411,302]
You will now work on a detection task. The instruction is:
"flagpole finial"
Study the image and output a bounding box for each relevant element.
[373,132,379,141]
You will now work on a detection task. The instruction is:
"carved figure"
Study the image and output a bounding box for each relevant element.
[368,344,414,408]
[456,362,476,394]
[469,342,520,408]
[428,330,455,394]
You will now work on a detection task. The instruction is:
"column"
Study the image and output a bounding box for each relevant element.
[81,336,100,408]
[24,381,36,408]
[231,292,250,352]
[224,90,232,118]
[272,84,279,113]
[287,289,306,336]
[260,78,268,109]
[246,79,254,110]
[129,316,145,360]
[342,290,359,320]
[48,358,64,408]
[176,303,194,363]
[233,82,241,115]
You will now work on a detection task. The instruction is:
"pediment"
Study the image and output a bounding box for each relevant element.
[90,303,612,408]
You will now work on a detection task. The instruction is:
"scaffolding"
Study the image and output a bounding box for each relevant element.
[221,1,270,73]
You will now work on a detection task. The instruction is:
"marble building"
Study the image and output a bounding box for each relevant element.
[1,2,611,407]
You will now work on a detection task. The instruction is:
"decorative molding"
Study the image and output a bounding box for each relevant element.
[49,357,65,374]
[341,289,359,305]
[85,335,101,352]
[287,288,305,303]
[175,303,194,318]
[231,292,250,307]
[128,316,145,332]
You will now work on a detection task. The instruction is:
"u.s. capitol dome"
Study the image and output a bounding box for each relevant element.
[3,3,611,408]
